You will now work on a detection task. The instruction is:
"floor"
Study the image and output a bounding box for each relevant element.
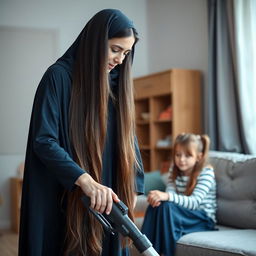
[0,230,139,256]
[0,230,18,256]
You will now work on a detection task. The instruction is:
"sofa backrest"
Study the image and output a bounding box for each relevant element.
[209,151,256,229]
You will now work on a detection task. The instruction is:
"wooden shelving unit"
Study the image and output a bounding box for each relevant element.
[10,177,23,233]
[134,69,201,172]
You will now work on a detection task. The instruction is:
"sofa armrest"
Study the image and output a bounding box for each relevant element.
[134,195,149,218]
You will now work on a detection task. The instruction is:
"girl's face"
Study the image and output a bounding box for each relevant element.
[174,143,202,175]
[107,35,135,72]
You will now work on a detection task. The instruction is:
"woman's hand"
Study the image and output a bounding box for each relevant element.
[147,190,169,207]
[75,173,119,215]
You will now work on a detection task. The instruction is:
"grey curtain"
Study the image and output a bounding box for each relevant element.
[207,0,248,153]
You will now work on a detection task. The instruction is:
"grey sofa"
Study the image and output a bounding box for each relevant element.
[132,151,256,256]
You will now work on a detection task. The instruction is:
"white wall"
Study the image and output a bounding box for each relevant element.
[146,0,208,82]
[146,0,208,134]
[0,27,58,154]
[0,0,149,77]
[0,0,149,229]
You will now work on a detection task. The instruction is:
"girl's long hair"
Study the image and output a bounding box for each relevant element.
[171,133,211,195]
[65,26,139,256]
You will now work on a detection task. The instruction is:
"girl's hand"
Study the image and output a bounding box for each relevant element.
[147,190,169,207]
[75,173,119,215]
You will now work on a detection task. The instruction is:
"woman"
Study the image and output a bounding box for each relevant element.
[19,9,144,256]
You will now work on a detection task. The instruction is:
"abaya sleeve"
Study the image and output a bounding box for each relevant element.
[30,65,85,190]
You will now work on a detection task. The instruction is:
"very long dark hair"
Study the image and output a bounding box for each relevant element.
[66,16,139,256]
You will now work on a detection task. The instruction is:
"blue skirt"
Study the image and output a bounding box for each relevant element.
[141,202,215,256]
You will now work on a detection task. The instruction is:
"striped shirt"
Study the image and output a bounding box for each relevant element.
[166,167,217,222]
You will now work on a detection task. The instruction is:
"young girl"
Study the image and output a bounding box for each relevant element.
[141,133,216,256]
[19,9,144,256]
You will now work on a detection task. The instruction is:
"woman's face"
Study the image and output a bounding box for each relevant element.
[107,35,135,72]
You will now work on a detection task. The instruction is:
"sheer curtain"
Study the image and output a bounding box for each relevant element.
[207,0,256,154]
[234,0,256,153]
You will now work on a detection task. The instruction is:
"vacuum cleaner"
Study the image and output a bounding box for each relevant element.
[81,196,160,256]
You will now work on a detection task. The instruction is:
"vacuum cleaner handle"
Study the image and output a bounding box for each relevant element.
[81,196,159,256]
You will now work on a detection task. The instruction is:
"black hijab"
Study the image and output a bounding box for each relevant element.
[56,8,136,79]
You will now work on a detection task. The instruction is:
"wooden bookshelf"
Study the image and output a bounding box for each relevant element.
[134,69,201,172]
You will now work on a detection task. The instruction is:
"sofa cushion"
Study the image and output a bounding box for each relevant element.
[209,151,256,229]
[144,170,166,195]
[176,229,256,256]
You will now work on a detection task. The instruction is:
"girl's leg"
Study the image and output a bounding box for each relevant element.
[141,202,215,256]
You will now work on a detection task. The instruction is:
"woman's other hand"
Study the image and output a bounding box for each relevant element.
[75,173,119,215]
[147,190,169,207]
